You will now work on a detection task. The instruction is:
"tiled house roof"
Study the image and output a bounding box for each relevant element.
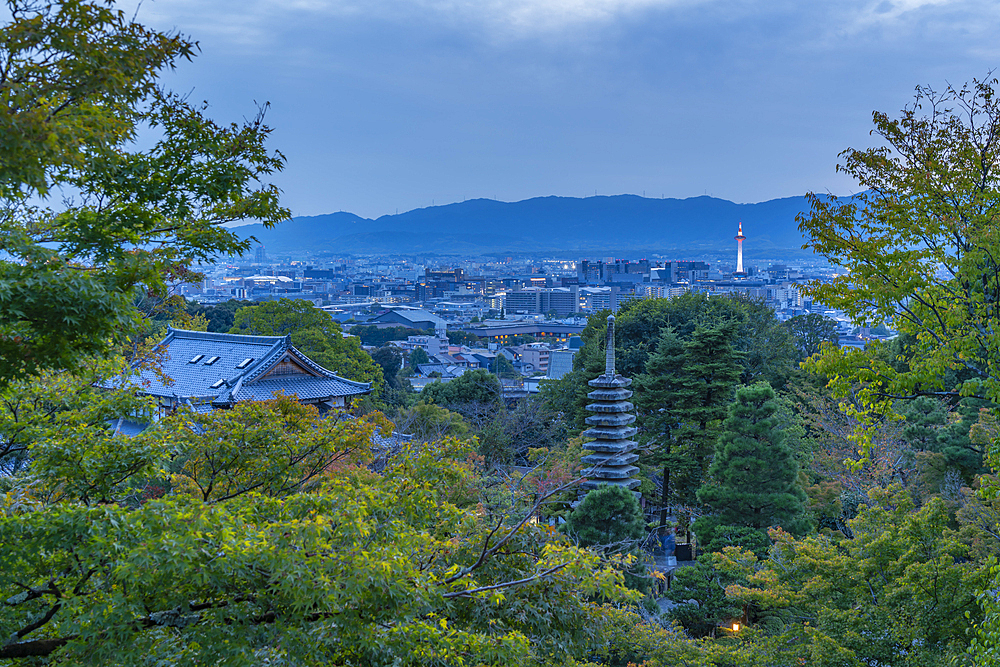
[370,308,447,330]
[131,328,371,409]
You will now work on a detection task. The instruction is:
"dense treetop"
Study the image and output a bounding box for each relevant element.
[230,299,384,391]
[421,368,502,407]
[800,78,1000,460]
[0,0,288,384]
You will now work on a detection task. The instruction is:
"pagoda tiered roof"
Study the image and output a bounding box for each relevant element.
[580,315,640,490]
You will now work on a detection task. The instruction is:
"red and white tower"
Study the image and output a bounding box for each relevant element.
[735,222,746,274]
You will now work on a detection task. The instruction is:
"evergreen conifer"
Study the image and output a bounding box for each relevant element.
[565,484,645,548]
[635,328,692,532]
[696,382,809,536]
[636,325,743,512]
[564,484,649,593]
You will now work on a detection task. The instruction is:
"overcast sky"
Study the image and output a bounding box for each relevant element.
[129,0,999,219]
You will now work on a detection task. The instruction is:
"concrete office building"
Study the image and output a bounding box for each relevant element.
[503,286,579,316]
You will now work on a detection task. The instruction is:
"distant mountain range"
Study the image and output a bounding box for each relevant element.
[232,194,821,256]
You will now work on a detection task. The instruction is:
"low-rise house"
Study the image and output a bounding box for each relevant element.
[513,360,535,375]
[432,353,471,368]
[458,350,497,370]
[516,343,551,376]
[416,363,466,379]
[390,334,450,356]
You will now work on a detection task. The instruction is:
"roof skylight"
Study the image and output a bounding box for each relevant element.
[236,357,254,369]
[188,354,204,364]
[204,356,221,365]
[210,379,225,389]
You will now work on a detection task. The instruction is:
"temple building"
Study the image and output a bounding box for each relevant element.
[580,315,640,490]
[122,328,372,418]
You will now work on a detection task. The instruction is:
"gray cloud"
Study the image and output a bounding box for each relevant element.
[124,0,1000,218]
[138,0,975,44]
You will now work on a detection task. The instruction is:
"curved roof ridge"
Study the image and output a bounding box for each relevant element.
[241,342,295,384]
[166,327,287,346]
[291,346,372,389]
[284,345,371,390]
[214,374,245,404]
[155,327,179,351]
[157,328,370,392]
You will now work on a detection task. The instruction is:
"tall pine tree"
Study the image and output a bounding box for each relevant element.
[635,324,742,526]
[635,328,693,533]
[696,382,809,538]
[563,484,649,592]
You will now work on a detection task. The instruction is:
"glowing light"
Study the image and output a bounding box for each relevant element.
[734,222,746,274]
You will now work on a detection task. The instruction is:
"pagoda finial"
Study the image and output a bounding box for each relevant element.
[605,314,616,377]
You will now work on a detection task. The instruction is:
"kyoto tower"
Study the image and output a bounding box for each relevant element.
[735,221,746,274]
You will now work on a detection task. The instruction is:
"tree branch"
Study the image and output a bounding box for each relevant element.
[443,561,571,599]
[442,475,583,586]
[0,637,72,660]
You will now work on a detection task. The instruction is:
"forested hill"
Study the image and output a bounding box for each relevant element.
[232,194,819,255]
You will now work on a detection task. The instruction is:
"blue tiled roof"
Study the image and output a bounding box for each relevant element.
[223,377,370,403]
[110,418,149,437]
[372,430,414,449]
[132,328,371,405]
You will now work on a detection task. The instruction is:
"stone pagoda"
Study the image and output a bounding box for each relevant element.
[580,315,640,490]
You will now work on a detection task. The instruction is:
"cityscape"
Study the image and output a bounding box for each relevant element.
[3,1,999,665]
[177,219,880,392]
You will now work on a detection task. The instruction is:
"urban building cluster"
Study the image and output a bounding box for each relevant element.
[173,225,891,389]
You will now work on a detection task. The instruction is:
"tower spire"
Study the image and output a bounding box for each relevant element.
[735,221,747,274]
[605,314,616,377]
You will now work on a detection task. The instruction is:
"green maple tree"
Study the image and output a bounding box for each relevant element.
[0,396,638,664]
[799,78,1000,464]
[229,299,385,391]
[715,487,985,666]
[0,0,288,384]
